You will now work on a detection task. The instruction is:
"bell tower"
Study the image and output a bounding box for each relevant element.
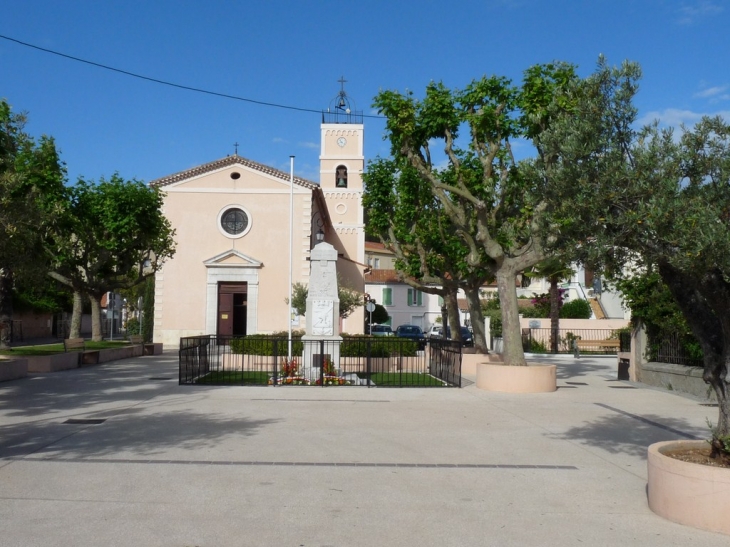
[320,77,365,333]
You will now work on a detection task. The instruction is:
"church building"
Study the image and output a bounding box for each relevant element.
[150,88,366,346]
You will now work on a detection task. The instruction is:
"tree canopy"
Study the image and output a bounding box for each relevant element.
[582,116,730,445]
[362,159,494,350]
[370,58,640,365]
[0,100,66,348]
[49,174,176,340]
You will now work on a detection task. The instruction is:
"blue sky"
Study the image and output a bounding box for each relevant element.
[2,0,728,184]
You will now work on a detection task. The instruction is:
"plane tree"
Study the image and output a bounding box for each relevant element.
[362,158,494,352]
[371,59,639,365]
[0,100,66,348]
[48,174,176,341]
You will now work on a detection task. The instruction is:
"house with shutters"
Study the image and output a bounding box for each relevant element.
[149,90,367,346]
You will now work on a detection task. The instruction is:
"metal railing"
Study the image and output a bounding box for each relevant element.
[179,335,462,387]
[653,332,703,367]
[521,328,627,354]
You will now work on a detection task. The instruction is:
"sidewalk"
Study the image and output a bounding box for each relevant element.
[0,351,726,546]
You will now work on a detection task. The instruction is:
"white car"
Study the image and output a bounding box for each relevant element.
[428,325,443,338]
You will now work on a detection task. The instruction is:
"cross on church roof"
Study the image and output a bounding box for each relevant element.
[233,142,239,155]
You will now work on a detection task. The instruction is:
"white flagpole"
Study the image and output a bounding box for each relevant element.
[288,156,294,361]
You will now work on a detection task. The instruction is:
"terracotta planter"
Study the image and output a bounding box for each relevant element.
[476,363,556,393]
[648,440,730,535]
[461,353,503,376]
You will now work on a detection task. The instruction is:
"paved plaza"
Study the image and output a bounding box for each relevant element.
[0,351,727,546]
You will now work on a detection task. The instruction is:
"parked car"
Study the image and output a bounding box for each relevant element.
[370,324,394,336]
[431,326,474,347]
[428,325,443,338]
[456,326,474,347]
[395,324,427,349]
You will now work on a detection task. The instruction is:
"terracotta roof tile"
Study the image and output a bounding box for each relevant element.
[149,154,318,190]
[364,241,393,253]
[364,269,401,283]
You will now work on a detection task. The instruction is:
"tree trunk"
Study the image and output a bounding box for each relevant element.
[497,268,527,366]
[0,268,13,349]
[142,277,155,343]
[89,293,103,341]
[464,284,488,353]
[69,290,83,339]
[658,262,728,437]
[549,277,560,353]
[445,290,462,343]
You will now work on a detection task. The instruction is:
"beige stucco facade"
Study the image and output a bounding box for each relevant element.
[151,118,365,345]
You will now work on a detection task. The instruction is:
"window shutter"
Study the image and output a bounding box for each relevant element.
[407,289,413,306]
[383,288,392,306]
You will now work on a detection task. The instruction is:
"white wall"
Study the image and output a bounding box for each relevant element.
[365,283,443,330]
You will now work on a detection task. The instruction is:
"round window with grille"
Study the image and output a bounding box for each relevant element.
[220,208,249,235]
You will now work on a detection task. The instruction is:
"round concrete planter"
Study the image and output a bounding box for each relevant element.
[476,363,556,393]
[461,352,503,376]
[648,440,730,535]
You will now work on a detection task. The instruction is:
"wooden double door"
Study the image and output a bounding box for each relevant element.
[217,283,247,337]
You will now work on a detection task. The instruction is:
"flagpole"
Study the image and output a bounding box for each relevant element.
[288,155,294,361]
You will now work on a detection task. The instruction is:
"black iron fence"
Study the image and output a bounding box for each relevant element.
[179,335,462,387]
[652,331,704,367]
[521,328,629,354]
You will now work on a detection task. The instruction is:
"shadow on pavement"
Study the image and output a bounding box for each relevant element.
[553,410,706,459]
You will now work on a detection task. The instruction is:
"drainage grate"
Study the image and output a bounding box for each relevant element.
[149,377,174,381]
[557,386,577,389]
[608,386,636,389]
[565,382,588,385]
[64,419,106,425]
[700,403,719,407]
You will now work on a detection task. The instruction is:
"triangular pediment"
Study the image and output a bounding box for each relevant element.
[203,249,263,268]
[150,154,318,191]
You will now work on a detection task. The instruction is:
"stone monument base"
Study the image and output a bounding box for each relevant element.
[301,335,342,381]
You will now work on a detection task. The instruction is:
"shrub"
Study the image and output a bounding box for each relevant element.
[230,334,304,356]
[125,317,141,335]
[484,309,502,337]
[340,336,418,357]
[560,299,592,319]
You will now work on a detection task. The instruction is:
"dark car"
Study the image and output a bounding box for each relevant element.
[440,326,474,347]
[395,324,427,349]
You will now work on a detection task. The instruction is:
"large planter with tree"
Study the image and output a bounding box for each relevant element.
[648,440,730,535]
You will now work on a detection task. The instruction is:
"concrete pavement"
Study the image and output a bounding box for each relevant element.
[0,351,726,546]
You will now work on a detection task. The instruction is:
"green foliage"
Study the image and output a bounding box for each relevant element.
[707,419,730,459]
[230,332,305,356]
[368,58,639,366]
[523,337,548,353]
[12,277,72,314]
[614,269,687,336]
[560,299,592,319]
[125,317,141,336]
[287,280,363,319]
[484,308,502,337]
[288,282,308,316]
[340,336,418,357]
[0,100,67,347]
[370,303,389,325]
[51,174,176,296]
